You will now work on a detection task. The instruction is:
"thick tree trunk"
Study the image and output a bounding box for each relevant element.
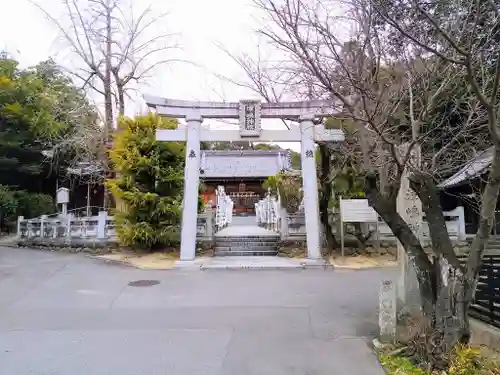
[365,172,435,317]
[408,172,471,368]
[102,0,114,210]
[466,145,500,301]
[391,170,500,370]
[318,144,338,250]
[410,173,461,270]
[405,256,469,371]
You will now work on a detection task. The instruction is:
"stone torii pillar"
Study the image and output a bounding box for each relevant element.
[299,114,321,258]
[180,113,202,261]
[144,96,345,261]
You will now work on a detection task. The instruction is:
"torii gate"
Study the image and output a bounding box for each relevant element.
[144,96,345,261]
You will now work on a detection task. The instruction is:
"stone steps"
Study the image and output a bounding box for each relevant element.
[214,225,280,256]
[467,237,500,247]
[214,235,279,256]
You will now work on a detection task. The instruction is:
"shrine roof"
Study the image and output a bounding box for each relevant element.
[200,149,291,178]
[438,147,493,188]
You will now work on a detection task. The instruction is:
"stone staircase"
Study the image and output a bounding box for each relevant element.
[214,225,279,256]
[465,236,500,254]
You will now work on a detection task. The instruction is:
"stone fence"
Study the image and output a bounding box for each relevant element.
[17,212,116,247]
[16,206,467,247]
[280,206,467,243]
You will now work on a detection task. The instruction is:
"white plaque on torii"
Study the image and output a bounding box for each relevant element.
[239,100,261,137]
[144,95,345,262]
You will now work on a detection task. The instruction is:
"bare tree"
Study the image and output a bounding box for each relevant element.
[31,0,180,128]
[31,0,180,207]
[247,0,498,369]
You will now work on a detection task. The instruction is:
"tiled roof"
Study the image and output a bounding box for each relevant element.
[201,150,291,178]
[438,147,493,188]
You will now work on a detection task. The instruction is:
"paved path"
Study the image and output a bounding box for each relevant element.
[0,246,392,375]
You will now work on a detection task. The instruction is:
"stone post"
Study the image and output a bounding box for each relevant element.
[379,280,397,343]
[279,207,288,240]
[456,206,466,241]
[27,220,32,239]
[205,207,213,239]
[40,215,47,238]
[97,211,107,240]
[17,216,24,240]
[299,114,321,259]
[179,113,202,261]
[66,213,73,243]
[397,144,423,315]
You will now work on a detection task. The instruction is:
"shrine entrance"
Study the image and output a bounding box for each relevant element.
[228,192,260,214]
[145,96,344,261]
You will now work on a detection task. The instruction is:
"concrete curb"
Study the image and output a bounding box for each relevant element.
[0,241,19,249]
[201,264,307,270]
[86,255,177,270]
[199,262,334,271]
[82,254,338,271]
[331,264,397,271]
[86,255,142,269]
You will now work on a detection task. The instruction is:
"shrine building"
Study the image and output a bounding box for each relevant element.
[199,149,292,214]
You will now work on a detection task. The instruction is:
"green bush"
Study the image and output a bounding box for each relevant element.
[0,185,55,232]
[263,172,302,213]
[0,185,18,231]
[107,114,189,250]
[15,191,56,218]
[378,344,500,375]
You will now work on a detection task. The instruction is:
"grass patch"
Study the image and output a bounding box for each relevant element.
[378,344,500,375]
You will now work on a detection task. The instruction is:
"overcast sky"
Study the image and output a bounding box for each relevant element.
[0,0,304,149]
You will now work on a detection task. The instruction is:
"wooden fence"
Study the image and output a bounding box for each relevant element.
[460,255,500,329]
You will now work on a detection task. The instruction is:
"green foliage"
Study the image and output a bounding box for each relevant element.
[378,345,500,375]
[107,114,187,250]
[15,191,56,218]
[379,352,429,375]
[320,117,365,209]
[0,185,55,231]
[330,165,365,205]
[0,54,96,205]
[263,171,302,213]
[0,186,17,224]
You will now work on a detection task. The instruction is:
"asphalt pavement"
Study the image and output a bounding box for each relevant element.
[0,246,392,375]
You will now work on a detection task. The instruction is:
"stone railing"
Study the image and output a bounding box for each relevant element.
[255,190,280,232]
[17,211,117,246]
[279,206,467,243]
[372,206,466,242]
[280,211,306,238]
[214,186,233,232]
[197,208,215,239]
[18,208,218,246]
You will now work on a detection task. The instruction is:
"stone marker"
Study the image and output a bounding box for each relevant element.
[379,280,397,343]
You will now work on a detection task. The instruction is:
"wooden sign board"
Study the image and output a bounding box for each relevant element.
[339,198,378,222]
[56,187,69,204]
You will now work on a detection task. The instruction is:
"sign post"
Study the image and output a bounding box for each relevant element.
[56,187,70,216]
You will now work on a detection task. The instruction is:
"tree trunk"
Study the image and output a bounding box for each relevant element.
[410,173,461,270]
[318,144,338,250]
[386,172,484,370]
[404,255,469,371]
[466,145,500,301]
[365,172,435,317]
[117,84,125,116]
[102,0,114,210]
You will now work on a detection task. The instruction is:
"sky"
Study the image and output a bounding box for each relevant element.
[0,0,301,149]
